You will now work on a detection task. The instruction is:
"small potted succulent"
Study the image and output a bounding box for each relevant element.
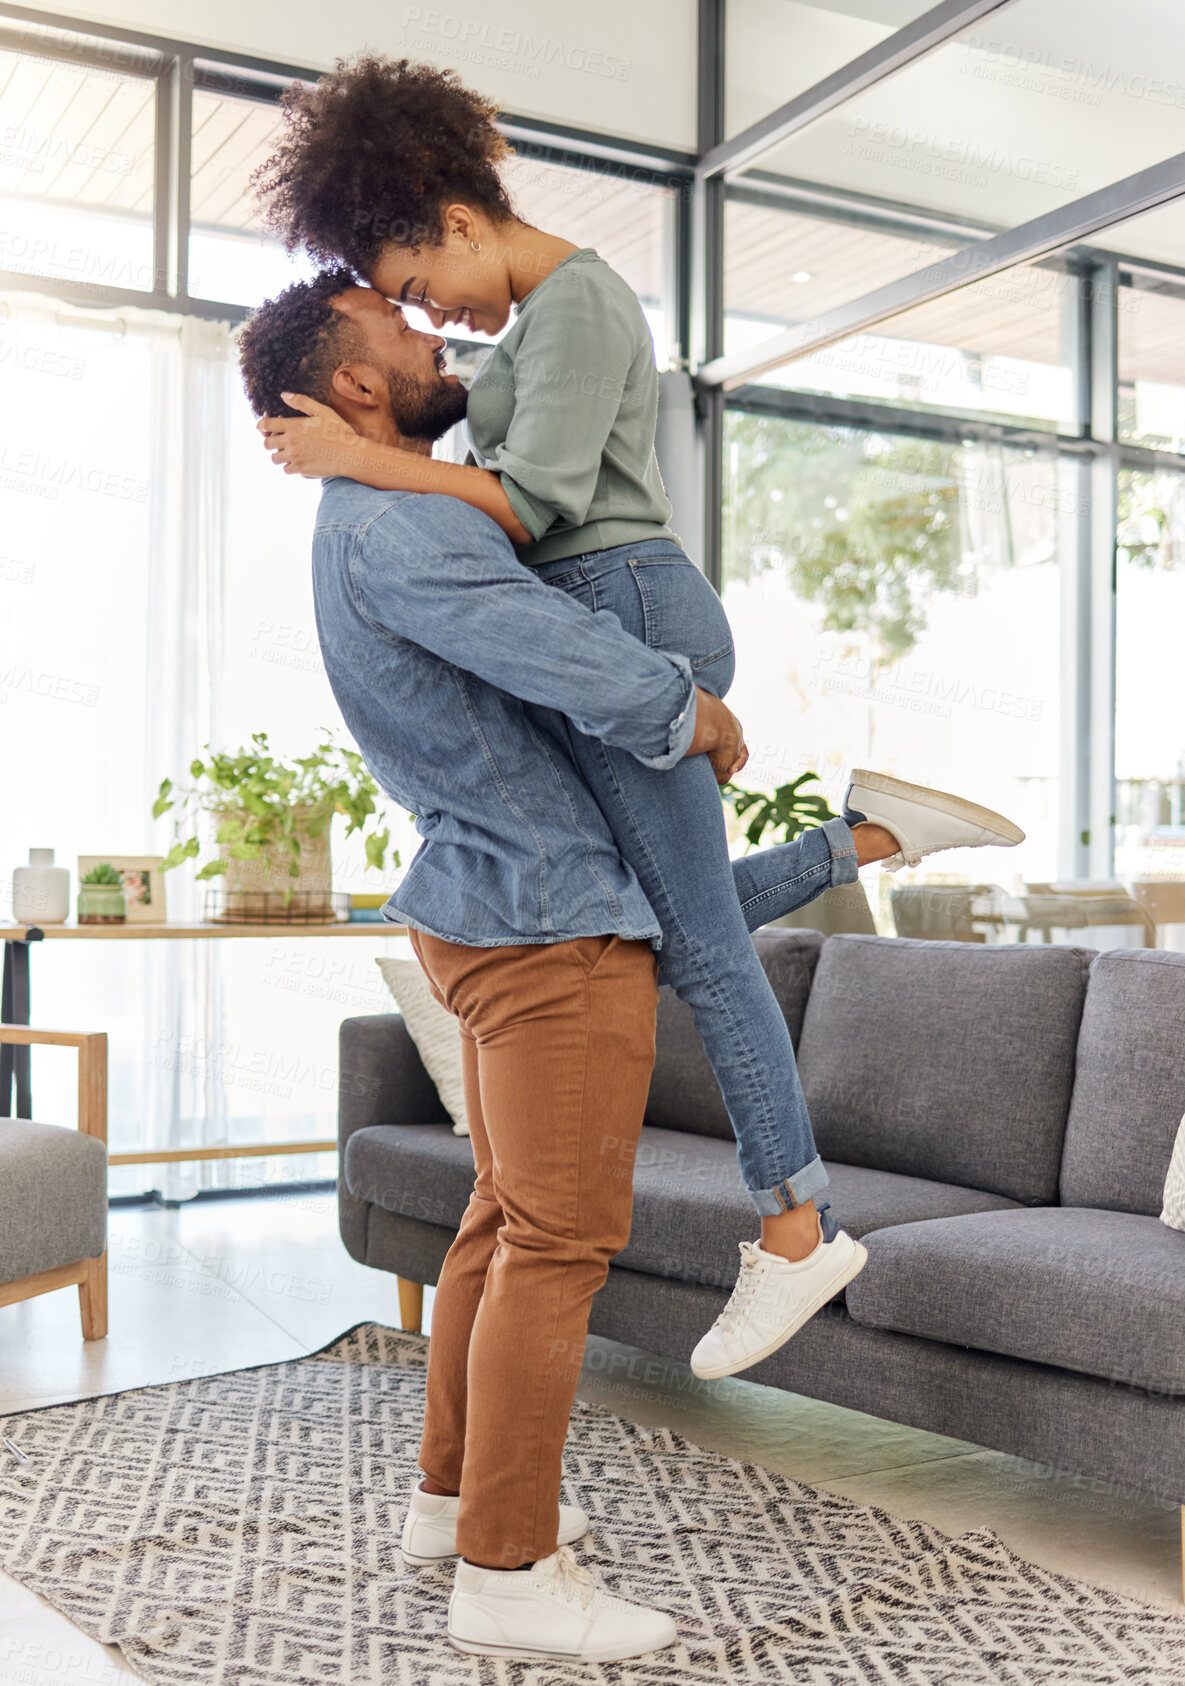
[78,861,128,924]
[153,730,396,922]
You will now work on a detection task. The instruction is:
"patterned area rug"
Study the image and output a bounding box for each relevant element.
[2,1321,1184,1684]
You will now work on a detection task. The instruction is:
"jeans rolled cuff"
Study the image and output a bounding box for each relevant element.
[821,815,859,886]
[748,1154,831,1217]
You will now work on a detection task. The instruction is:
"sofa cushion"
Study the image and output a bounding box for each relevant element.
[0,1120,107,1283]
[619,1144,1022,1291]
[1059,949,1185,1216]
[797,936,1093,1204]
[343,1121,1020,1294]
[344,1124,475,1233]
[845,1206,1185,1396]
[644,928,823,1141]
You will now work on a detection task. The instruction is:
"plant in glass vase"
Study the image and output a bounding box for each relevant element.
[153,730,397,923]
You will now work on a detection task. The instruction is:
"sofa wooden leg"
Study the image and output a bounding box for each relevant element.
[397,1277,424,1334]
[79,1252,107,1341]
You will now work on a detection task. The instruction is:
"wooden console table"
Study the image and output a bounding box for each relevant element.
[1,919,408,1162]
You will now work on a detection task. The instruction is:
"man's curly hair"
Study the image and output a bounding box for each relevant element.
[251,55,516,272]
[237,267,363,419]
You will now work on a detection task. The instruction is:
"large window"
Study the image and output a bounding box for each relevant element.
[0,46,156,290]
[0,23,683,1196]
[188,88,312,307]
[1115,468,1185,884]
[725,206,1076,431]
[1118,280,1185,454]
[722,412,1064,887]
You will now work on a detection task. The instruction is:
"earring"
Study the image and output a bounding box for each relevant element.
[470,240,482,252]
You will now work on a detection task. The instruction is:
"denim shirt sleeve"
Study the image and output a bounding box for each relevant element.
[349,493,696,769]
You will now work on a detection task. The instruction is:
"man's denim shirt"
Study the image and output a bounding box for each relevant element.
[311,479,698,948]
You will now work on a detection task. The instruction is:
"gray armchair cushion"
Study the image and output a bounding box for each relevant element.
[1059,949,1185,1216]
[846,1206,1185,1396]
[644,928,823,1141]
[343,1121,1019,1294]
[797,936,1093,1204]
[0,1120,107,1284]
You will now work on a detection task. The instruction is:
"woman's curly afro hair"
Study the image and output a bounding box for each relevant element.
[252,55,516,272]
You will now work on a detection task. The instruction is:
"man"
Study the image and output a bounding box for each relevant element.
[237,272,1012,1663]
[239,269,743,1664]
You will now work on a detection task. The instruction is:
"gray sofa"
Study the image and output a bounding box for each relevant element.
[337,931,1185,1543]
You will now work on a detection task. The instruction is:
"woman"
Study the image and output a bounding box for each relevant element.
[251,55,1022,1378]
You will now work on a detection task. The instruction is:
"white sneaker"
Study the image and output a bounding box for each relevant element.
[401,1480,589,1566]
[843,768,1024,872]
[448,1544,679,1663]
[690,1203,867,1380]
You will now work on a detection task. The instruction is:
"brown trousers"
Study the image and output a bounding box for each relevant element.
[409,928,659,1568]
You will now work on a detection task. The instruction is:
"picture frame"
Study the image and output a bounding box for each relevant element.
[76,855,167,924]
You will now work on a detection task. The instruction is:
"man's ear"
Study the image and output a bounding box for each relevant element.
[329,363,381,410]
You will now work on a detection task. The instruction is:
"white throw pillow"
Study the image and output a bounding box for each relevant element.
[1161,1112,1185,1232]
[374,957,470,1137]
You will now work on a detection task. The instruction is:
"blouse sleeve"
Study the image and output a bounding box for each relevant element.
[481,272,639,542]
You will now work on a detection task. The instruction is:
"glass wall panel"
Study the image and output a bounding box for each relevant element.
[724,202,1077,429]
[1115,469,1185,920]
[738,0,1185,236]
[725,0,937,140]
[189,89,313,306]
[0,48,155,291]
[1118,281,1185,453]
[501,153,673,364]
[1094,195,1185,272]
[724,195,958,325]
[721,411,1063,902]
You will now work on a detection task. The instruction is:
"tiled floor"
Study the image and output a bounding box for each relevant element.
[1,1194,1180,1684]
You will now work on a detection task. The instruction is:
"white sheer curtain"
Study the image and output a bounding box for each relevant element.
[1,294,227,1196]
[140,312,232,1194]
[1,290,411,1198]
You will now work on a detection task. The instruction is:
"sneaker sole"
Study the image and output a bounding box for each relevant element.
[401,1544,449,1566]
[691,1241,869,1381]
[449,1631,677,1663]
[849,769,1025,846]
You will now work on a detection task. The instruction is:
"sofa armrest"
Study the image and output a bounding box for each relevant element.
[339,1014,449,1150]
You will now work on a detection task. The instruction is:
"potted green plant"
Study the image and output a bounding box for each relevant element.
[722,772,837,849]
[78,861,127,924]
[153,730,397,922]
[722,773,875,935]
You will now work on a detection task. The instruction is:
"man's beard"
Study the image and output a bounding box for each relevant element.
[384,366,469,443]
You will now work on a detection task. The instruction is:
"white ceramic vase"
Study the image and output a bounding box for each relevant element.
[12,847,70,924]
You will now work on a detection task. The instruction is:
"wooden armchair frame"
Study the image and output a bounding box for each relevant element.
[0,1026,108,1339]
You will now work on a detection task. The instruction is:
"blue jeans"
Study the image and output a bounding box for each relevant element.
[535,538,858,1218]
